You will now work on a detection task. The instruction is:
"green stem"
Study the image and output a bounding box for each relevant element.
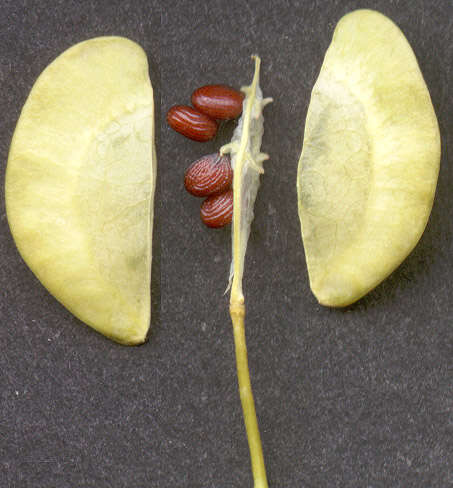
[230,301,269,488]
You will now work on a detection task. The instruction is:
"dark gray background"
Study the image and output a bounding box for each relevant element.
[1,1,452,487]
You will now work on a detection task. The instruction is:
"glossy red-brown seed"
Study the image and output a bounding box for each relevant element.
[184,153,233,197]
[200,190,233,228]
[191,85,245,120]
[167,105,218,142]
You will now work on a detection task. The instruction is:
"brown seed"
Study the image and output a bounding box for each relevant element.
[184,153,233,197]
[191,85,245,120]
[167,105,218,142]
[200,190,233,228]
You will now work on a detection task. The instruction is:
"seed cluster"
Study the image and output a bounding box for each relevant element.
[167,85,244,228]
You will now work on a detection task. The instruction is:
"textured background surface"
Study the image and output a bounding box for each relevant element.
[1,1,453,487]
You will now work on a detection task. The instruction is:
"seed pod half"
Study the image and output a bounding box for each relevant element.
[297,10,440,307]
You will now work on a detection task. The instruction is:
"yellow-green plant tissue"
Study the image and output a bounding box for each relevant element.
[297,10,440,307]
[6,37,156,344]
